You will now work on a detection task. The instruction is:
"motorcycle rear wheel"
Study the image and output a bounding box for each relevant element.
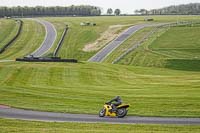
[99,108,106,117]
[117,108,127,118]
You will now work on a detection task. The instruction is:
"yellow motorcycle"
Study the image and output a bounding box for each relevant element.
[99,102,130,118]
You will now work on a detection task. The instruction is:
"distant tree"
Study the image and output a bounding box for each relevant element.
[134,9,140,15]
[114,9,121,16]
[139,9,148,15]
[91,8,100,16]
[107,8,113,15]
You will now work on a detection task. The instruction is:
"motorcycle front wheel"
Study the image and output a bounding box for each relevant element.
[117,108,127,118]
[99,108,106,117]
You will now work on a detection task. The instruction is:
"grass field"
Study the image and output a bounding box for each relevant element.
[0,119,200,133]
[118,24,200,71]
[0,19,18,49]
[0,19,45,60]
[0,62,199,117]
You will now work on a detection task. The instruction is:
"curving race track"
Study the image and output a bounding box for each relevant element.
[30,19,57,57]
[0,107,200,125]
[88,23,168,62]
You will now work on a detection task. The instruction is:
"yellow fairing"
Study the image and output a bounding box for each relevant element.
[117,104,130,108]
[104,105,117,117]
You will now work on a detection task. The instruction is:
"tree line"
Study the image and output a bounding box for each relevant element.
[0,5,101,17]
[135,3,200,15]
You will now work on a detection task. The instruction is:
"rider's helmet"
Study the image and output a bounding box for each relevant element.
[116,96,121,100]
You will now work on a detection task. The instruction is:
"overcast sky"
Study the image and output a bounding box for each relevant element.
[1,0,200,14]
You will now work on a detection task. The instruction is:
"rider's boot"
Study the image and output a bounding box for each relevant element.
[111,105,117,112]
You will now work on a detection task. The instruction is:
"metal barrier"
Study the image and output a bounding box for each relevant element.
[53,25,68,57]
[16,57,78,63]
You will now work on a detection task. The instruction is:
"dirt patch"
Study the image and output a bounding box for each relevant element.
[0,104,11,109]
[83,24,133,52]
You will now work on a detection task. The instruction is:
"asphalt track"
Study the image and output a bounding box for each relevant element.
[0,107,200,125]
[30,19,57,57]
[88,23,166,62]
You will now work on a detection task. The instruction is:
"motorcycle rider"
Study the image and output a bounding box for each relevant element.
[108,96,122,112]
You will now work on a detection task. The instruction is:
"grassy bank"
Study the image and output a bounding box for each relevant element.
[0,62,199,117]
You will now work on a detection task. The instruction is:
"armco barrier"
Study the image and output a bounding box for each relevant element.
[16,57,78,63]
[53,25,68,57]
[0,19,23,54]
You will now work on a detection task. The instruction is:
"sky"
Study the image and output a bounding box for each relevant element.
[1,0,200,14]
